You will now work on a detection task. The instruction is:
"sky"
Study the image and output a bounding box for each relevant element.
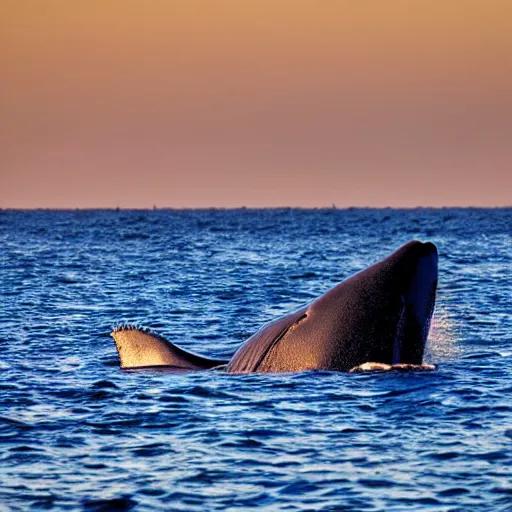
[1,1,511,208]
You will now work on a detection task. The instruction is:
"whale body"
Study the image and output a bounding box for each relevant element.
[111,240,438,373]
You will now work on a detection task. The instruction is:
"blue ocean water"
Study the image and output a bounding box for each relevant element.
[0,208,511,511]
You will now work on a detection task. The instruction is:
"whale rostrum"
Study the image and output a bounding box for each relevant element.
[111,241,438,373]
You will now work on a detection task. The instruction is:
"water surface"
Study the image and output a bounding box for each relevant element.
[1,208,511,511]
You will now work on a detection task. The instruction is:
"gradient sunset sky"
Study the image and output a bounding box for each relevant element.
[1,1,511,208]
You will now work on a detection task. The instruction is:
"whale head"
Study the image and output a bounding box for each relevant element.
[226,240,438,373]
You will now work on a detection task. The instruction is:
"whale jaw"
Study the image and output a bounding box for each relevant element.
[392,243,438,365]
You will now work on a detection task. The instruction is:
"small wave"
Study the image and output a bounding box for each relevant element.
[81,496,137,511]
[121,232,150,240]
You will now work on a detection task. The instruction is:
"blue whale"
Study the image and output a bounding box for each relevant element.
[111,241,438,373]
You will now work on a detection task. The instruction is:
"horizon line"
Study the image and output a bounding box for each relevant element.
[2,205,511,212]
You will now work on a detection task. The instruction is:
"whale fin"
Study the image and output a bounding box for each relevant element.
[111,326,228,370]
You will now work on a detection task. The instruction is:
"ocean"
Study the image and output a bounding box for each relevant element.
[1,208,511,511]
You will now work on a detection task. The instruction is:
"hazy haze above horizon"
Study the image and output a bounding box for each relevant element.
[1,1,511,208]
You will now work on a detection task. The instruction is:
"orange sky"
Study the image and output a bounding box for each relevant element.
[1,1,511,208]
